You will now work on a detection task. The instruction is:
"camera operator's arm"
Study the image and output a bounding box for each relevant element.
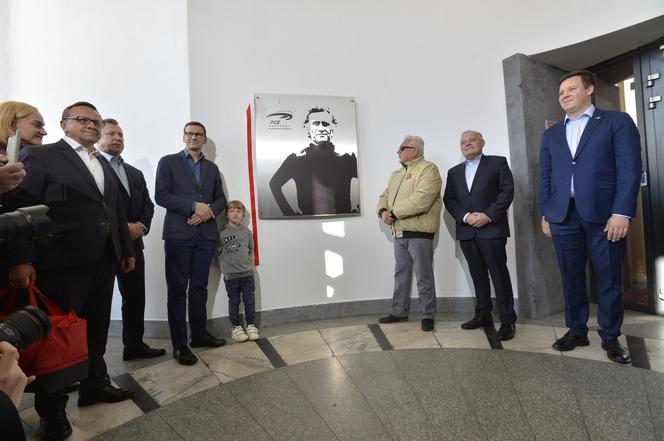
[0,342,32,441]
[0,341,34,406]
[0,162,26,194]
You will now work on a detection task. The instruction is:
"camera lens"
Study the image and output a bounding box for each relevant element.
[0,305,51,350]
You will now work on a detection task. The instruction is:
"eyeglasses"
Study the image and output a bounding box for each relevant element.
[398,146,415,153]
[63,116,105,128]
[184,132,205,138]
[311,121,331,127]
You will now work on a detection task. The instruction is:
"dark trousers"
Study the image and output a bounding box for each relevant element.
[224,275,256,326]
[460,237,516,325]
[550,199,625,340]
[116,247,146,349]
[164,230,215,348]
[34,248,116,418]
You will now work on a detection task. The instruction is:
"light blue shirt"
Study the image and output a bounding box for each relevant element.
[462,155,490,224]
[564,104,594,197]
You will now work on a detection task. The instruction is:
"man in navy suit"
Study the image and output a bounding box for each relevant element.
[155,121,227,366]
[97,118,166,361]
[443,130,516,340]
[539,70,641,364]
[3,102,136,440]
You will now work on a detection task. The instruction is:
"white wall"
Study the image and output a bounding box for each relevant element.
[6,1,664,320]
[5,0,190,320]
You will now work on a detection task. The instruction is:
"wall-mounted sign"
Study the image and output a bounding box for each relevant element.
[254,93,360,219]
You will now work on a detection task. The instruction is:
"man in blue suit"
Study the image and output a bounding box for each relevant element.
[540,70,641,364]
[155,121,227,365]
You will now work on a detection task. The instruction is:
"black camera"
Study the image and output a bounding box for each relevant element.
[0,305,51,350]
[0,205,52,246]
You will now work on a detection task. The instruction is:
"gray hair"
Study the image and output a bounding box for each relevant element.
[402,135,424,153]
[461,130,484,140]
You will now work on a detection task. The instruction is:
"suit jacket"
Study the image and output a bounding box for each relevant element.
[109,160,154,250]
[443,155,514,240]
[2,139,134,269]
[539,108,642,224]
[155,151,226,241]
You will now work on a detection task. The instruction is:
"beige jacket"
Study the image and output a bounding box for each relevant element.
[376,155,442,237]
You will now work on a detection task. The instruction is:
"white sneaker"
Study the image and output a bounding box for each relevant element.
[231,325,249,342]
[246,324,260,341]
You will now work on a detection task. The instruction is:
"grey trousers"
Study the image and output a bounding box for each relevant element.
[391,237,437,319]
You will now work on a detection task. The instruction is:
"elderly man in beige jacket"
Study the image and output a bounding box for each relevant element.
[377,135,442,331]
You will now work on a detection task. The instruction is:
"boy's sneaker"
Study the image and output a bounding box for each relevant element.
[246,324,260,341]
[231,326,249,342]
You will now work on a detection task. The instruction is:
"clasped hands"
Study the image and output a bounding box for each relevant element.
[187,202,215,226]
[381,210,396,225]
[466,212,490,228]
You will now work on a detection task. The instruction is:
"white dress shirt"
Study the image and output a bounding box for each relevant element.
[63,136,105,194]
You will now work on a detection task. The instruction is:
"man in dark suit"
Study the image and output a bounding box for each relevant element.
[540,70,641,364]
[155,121,227,366]
[4,102,136,440]
[97,118,165,361]
[443,130,516,341]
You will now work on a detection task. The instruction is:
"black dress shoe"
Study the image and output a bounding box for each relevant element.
[123,343,167,360]
[496,323,516,341]
[552,331,589,351]
[461,315,493,330]
[421,318,435,331]
[174,345,198,365]
[190,332,227,348]
[378,314,408,324]
[38,413,72,441]
[601,338,631,364]
[78,383,135,407]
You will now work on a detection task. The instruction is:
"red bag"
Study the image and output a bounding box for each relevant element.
[0,284,88,376]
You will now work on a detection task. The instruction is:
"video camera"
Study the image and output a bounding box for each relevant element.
[0,205,51,246]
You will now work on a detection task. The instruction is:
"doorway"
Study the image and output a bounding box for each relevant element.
[502,17,664,318]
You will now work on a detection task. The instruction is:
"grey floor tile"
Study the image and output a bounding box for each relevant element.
[389,349,486,440]
[157,384,272,440]
[564,357,656,441]
[443,349,535,441]
[285,357,394,440]
[225,368,337,441]
[338,351,441,440]
[499,351,589,441]
[640,369,664,440]
[90,412,181,441]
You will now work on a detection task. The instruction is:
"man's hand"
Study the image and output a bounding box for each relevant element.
[381,210,394,225]
[194,202,215,222]
[127,222,144,241]
[8,264,36,288]
[0,341,34,408]
[541,218,552,238]
[0,162,26,193]
[468,212,490,228]
[604,215,630,242]
[120,257,136,273]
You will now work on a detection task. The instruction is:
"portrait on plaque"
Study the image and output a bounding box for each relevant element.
[254,94,360,219]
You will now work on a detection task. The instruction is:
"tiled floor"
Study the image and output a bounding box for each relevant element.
[18,310,664,440]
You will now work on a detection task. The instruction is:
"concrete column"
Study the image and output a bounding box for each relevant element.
[502,54,567,319]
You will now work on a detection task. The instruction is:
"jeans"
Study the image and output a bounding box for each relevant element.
[224,275,256,326]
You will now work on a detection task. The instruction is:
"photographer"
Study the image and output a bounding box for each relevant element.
[0,341,32,441]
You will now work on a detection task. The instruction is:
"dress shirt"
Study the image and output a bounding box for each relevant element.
[99,151,131,196]
[63,136,104,194]
[564,105,594,197]
[181,149,205,214]
[462,155,486,224]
